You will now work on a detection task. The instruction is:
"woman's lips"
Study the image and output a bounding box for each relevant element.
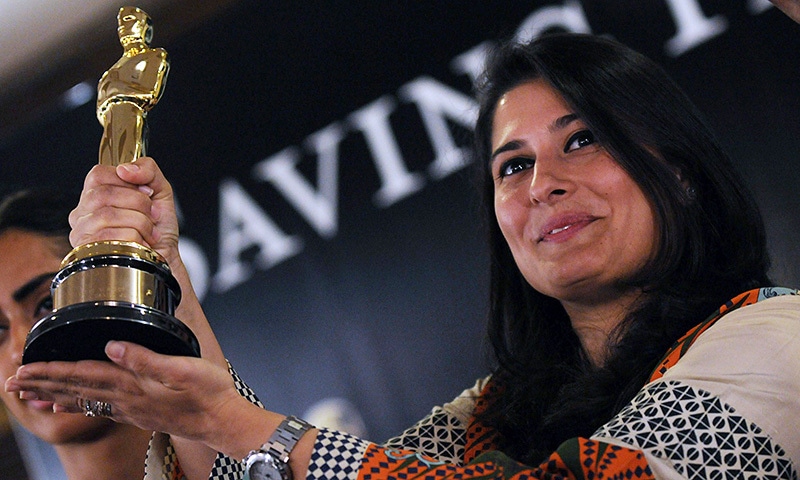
[26,399,54,412]
[538,214,597,243]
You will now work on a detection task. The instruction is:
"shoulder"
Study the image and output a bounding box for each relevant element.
[591,292,800,477]
[692,291,800,356]
[664,291,800,383]
[651,288,800,379]
[657,291,800,465]
[439,376,491,427]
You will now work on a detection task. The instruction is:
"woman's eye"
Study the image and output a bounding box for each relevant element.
[564,130,596,152]
[35,296,54,319]
[498,158,534,178]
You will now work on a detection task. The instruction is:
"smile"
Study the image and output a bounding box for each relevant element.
[548,224,573,235]
[538,215,597,243]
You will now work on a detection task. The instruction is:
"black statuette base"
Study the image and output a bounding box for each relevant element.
[22,302,200,364]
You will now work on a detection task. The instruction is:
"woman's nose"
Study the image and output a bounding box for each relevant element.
[528,156,571,204]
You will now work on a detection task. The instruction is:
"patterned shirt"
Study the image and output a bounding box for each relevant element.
[149,287,800,480]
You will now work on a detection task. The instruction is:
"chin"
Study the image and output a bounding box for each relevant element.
[17,410,113,445]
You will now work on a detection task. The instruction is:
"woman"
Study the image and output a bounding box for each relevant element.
[473,33,775,463]
[6,33,800,480]
[0,189,152,479]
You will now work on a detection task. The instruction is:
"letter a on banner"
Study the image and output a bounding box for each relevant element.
[214,179,303,292]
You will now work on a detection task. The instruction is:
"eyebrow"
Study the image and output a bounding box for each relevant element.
[490,113,580,161]
[490,140,523,161]
[550,113,579,132]
[13,272,57,303]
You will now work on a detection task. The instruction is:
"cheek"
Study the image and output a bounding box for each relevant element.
[635,209,658,257]
[617,191,658,260]
[494,198,521,244]
[0,346,14,374]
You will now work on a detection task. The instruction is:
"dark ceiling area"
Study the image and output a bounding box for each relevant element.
[0,0,240,144]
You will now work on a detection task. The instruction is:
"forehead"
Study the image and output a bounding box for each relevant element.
[491,79,572,147]
[0,230,63,289]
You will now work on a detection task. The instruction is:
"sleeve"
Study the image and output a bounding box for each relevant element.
[305,428,652,480]
[592,294,800,479]
[152,294,800,480]
[381,377,489,464]
[305,294,800,480]
[304,375,653,480]
[144,361,264,480]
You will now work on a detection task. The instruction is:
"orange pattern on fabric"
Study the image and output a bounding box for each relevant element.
[451,291,777,479]
[166,459,187,480]
[163,440,187,480]
[464,380,502,464]
[649,289,762,382]
[359,436,652,480]
[360,443,498,480]
[557,438,652,480]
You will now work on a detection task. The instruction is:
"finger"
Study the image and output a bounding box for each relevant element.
[9,378,92,415]
[72,179,154,224]
[74,181,154,216]
[69,207,157,246]
[52,401,85,415]
[8,361,134,419]
[105,341,196,390]
[117,158,176,238]
[18,388,84,415]
[72,160,160,223]
[15,360,116,383]
[116,157,174,204]
[12,360,118,393]
[69,181,158,247]
[770,0,800,23]
[81,164,130,191]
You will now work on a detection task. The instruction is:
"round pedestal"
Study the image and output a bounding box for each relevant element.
[22,301,200,364]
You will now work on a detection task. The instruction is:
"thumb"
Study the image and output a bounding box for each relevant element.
[115,157,173,202]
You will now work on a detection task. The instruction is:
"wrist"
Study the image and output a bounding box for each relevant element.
[243,416,313,480]
[208,399,285,460]
[164,253,227,366]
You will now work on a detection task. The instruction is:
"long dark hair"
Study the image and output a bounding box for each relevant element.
[473,33,772,464]
[0,188,74,246]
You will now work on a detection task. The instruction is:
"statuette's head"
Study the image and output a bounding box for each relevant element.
[117,6,153,45]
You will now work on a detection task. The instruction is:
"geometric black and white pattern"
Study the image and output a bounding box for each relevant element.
[208,363,266,480]
[594,380,798,480]
[308,428,370,480]
[382,407,466,465]
[230,364,265,409]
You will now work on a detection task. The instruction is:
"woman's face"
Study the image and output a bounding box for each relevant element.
[491,80,657,308]
[0,230,113,444]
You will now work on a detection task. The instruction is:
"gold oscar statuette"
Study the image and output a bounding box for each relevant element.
[22,6,200,363]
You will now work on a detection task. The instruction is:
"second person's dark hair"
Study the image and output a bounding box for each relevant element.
[0,188,75,239]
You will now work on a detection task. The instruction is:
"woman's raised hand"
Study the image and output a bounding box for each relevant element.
[69,156,181,266]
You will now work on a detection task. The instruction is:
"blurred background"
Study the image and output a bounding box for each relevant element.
[0,1,798,478]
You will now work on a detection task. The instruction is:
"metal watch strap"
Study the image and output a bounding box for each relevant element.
[259,415,312,463]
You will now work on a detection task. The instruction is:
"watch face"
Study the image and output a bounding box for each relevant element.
[250,463,280,480]
[247,452,288,480]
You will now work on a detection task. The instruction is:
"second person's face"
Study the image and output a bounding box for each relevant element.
[0,229,113,444]
[491,79,657,309]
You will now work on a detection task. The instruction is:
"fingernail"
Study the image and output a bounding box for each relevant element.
[106,341,124,360]
[53,404,68,413]
[4,378,16,392]
[119,163,140,173]
[20,391,38,400]
[15,366,29,379]
[139,185,154,197]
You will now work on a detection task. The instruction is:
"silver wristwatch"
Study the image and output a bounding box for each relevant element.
[243,415,313,480]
